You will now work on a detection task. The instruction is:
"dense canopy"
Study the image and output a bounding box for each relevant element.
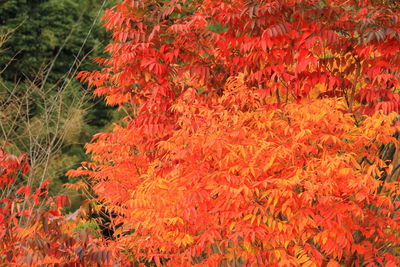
[69,0,400,266]
[1,0,399,266]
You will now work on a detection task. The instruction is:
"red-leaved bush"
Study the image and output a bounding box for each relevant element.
[69,0,400,265]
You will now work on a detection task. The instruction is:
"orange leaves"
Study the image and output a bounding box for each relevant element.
[79,0,400,117]
[173,233,194,247]
[0,150,125,266]
[73,72,399,265]
[67,0,400,265]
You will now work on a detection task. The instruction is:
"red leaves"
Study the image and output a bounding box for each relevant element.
[0,149,29,186]
[88,250,113,264]
[48,209,60,217]
[73,74,400,265]
[0,149,124,266]
[263,23,288,38]
[16,186,30,197]
[296,49,313,73]
[55,195,70,209]
[68,0,400,266]
[366,28,387,43]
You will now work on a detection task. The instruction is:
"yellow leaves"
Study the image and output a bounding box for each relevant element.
[362,112,398,141]
[322,235,328,246]
[273,196,279,207]
[227,185,251,197]
[268,219,285,232]
[228,165,240,174]
[17,222,40,239]
[284,125,293,136]
[174,233,194,247]
[156,140,174,151]
[366,162,384,178]
[266,191,279,207]
[243,214,253,221]
[338,168,352,176]
[78,72,400,266]
[313,231,329,248]
[166,217,184,226]
[126,197,149,209]
[347,155,362,170]
[294,129,312,141]
[157,183,170,190]
[64,181,89,192]
[274,249,282,260]
[309,83,324,99]
[277,221,284,232]
[243,241,256,254]
[243,214,264,226]
[302,260,316,267]
[263,154,276,172]
[294,246,312,265]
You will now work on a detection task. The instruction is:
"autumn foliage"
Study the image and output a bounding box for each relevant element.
[2,0,400,266]
[66,0,400,266]
[70,80,400,266]
[0,149,122,266]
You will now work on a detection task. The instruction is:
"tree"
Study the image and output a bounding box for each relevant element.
[0,0,113,82]
[70,0,400,266]
[0,0,119,206]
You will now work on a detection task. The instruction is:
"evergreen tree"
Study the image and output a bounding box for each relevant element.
[0,0,118,208]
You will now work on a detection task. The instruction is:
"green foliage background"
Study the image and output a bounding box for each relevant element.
[0,0,119,210]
